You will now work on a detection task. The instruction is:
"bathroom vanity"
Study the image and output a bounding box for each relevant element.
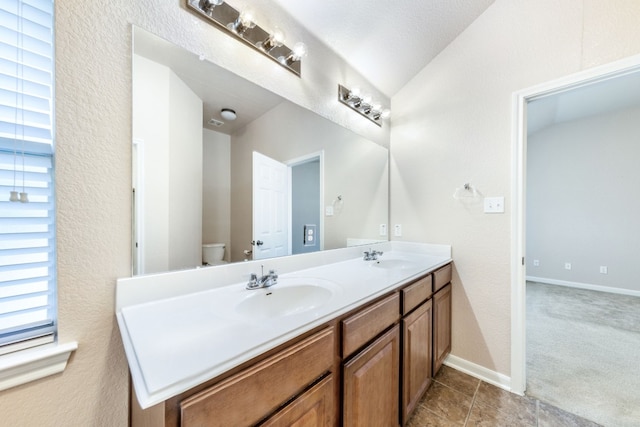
[116,242,452,426]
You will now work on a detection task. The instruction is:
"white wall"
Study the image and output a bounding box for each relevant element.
[133,55,170,273]
[203,128,231,262]
[230,101,389,262]
[0,1,387,425]
[167,71,203,271]
[133,54,203,273]
[390,0,640,377]
[527,107,640,293]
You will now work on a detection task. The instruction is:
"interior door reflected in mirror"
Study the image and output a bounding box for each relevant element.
[131,26,389,275]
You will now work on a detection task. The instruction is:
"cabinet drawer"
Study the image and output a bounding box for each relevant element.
[402,274,432,315]
[180,326,334,427]
[434,263,452,292]
[342,293,399,358]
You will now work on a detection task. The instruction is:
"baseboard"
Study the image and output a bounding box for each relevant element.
[444,354,514,394]
[526,276,640,297]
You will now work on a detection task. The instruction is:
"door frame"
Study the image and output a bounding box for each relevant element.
[132,137,145,275]
[510,53,640,394]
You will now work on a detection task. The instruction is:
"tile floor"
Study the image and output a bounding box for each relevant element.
[406,366,602,427]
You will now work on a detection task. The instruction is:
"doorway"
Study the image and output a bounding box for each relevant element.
[287,151,324,255]
[511,54,640,394]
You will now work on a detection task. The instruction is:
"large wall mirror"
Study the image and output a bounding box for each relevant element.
[132,27,389,275]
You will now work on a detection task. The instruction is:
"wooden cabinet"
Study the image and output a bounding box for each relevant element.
[260,375,335,427]
[342,292,400,427]
[343,325,401,427]
[433,283,452,375]
[401,299,432,425]
[131,263,453,427]
[179,326,334,427]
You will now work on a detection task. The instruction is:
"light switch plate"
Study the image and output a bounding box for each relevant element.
[484,197,505,213]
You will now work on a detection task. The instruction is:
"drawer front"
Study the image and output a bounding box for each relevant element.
[342,293,400,358]
[434,263,452,292]
[402,274,432,315]
[180,326,334,427]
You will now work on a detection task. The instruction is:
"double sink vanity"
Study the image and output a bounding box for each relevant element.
[116,242,452,426]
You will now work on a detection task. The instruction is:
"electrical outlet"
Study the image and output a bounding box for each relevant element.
[379,224,387,236]
[533,259,540,266]
[394,224,402,237]
[565,262,572,270]
[600,266,608,274]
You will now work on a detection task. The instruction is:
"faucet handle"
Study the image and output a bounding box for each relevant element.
[246,273,259,289]
[268,269,278,284]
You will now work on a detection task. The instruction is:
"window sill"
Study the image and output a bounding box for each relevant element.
[0,341,78,391]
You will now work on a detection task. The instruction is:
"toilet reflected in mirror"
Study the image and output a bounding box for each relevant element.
[202,243,227,266]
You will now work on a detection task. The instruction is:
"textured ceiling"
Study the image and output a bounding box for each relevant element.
[270,0,496,96]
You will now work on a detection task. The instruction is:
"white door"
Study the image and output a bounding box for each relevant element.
[252,151,290,260]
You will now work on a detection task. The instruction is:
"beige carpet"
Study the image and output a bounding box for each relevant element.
[526,281,640,427]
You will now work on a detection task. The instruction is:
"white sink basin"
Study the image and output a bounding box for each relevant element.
[234,278,341,320]
[370,259,419,270]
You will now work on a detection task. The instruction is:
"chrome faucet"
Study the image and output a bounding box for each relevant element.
[246,265,278,289]
[363,249,384,261]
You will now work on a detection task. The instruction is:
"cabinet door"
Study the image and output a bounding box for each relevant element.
[433,283,452,375]
[402,300,432,424]
[343,325,400,427]
[261,375,335,427]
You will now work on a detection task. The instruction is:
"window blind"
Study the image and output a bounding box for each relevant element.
[0,0,55,354]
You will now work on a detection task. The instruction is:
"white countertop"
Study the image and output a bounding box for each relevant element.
[116,242,451,409]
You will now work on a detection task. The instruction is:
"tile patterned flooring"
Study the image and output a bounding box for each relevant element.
[407,366,602,427]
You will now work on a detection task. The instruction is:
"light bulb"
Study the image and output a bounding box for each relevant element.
[348,87,361,100]
[239,10,256,28]
[291,42,308,60]
[199,0,223,16]
[381,109,391,119]
[229,9,256,35]
[280,42,308,66]
[261,27,285,52]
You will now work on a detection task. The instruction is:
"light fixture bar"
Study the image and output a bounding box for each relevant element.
[186,0,304,77]
[338,85,390,127]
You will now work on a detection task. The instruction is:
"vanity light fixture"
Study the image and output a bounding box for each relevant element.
[338,84,390,127]
[186,0,307,76]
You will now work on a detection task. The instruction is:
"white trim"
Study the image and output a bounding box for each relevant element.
[526,276,640,297]
[0,341,78,391]
[132,138,145,275]
[444,354,513,394]
[511,53,640,396]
